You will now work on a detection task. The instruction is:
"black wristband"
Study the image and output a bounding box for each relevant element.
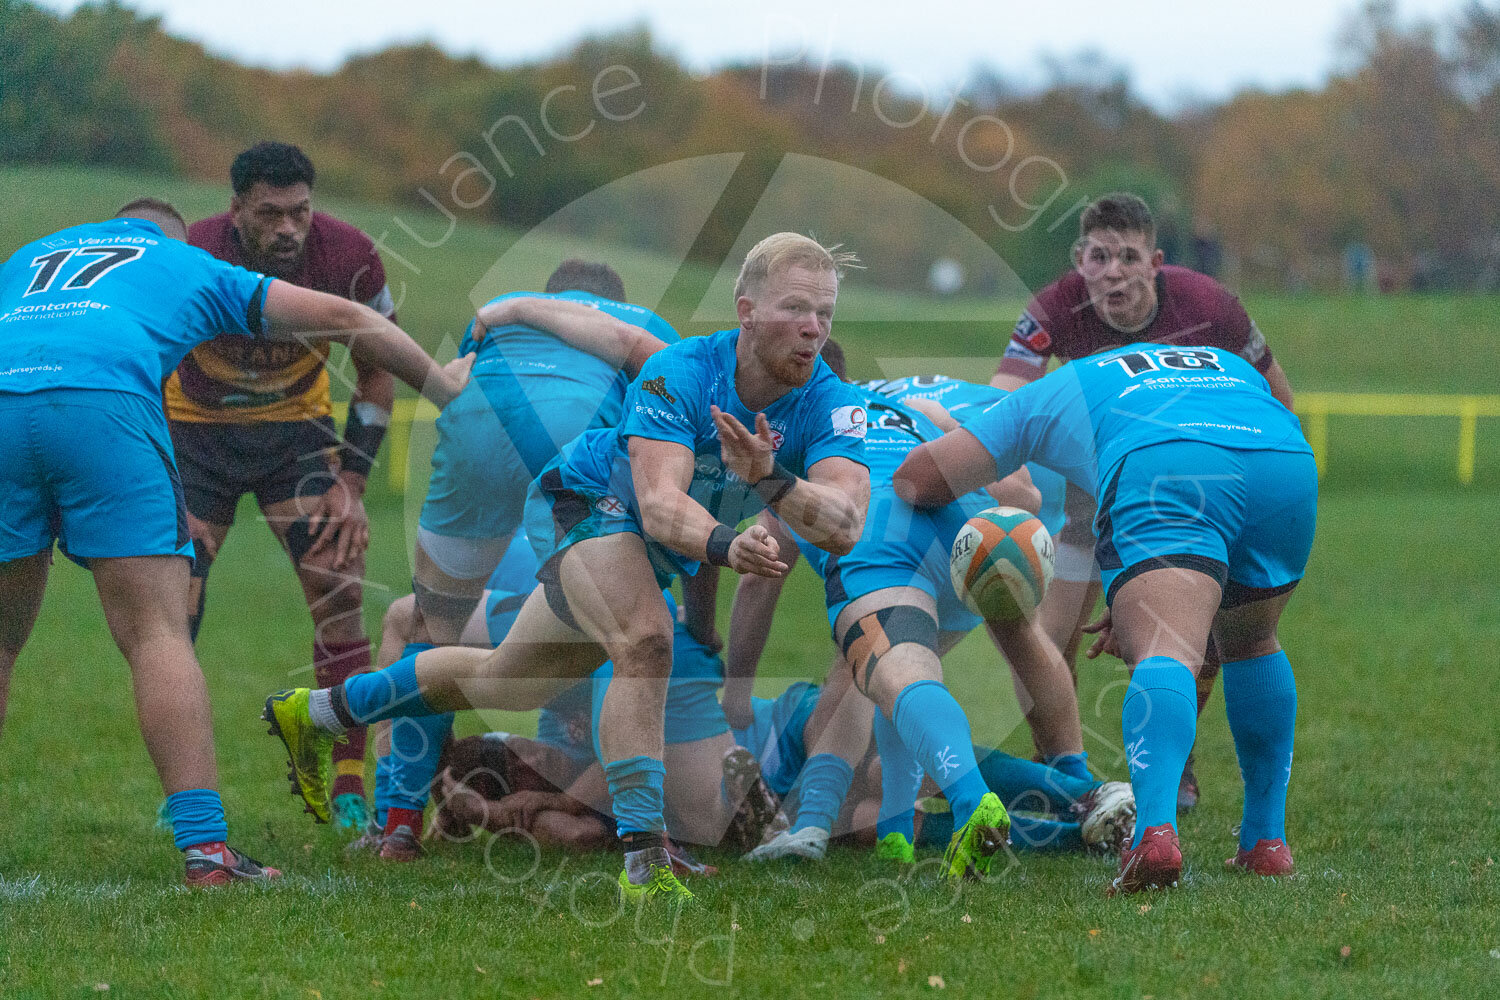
[705,524,738,567]
[752,462,797,506]
[341,404,389,478]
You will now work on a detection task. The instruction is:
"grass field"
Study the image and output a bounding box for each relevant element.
[1,166,1498,998]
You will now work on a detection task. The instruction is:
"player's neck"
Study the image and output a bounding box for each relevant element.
[1100,293,1159,336]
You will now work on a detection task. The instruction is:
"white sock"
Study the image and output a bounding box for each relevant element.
[307,689,347,735]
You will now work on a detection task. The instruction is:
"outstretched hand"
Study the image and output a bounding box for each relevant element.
[711,405,777,485]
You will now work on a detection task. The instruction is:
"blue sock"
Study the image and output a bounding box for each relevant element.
[892,680,988,828]
[1042,752,1092,783]
[1222,651,1297,851]
[975,746,1097,812]
[874,708,922,842]
[341,653,435,724]
[1011,815,1085,853]
[388,712,455,811]
[1121,656,1198,847]
[373,752,394,829]
[790,754,855,833]
[603,755,666,837]
[166,788,228,850]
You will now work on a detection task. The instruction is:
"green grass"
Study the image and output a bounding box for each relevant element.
[1,164,1499,997]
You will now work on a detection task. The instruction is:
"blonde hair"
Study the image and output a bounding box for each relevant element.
[733,233,861,302]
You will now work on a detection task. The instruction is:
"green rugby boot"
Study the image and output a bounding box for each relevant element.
[332,792,371,833]
[941,792,1010,881]
[875,831,916,863]
[262,689,340,824]
[618,863,695,905]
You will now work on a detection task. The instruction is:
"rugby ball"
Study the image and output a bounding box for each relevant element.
[949,507,1055,623]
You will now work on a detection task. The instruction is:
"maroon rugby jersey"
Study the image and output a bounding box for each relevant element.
[997,265,1272,382]
[165,212,395,423]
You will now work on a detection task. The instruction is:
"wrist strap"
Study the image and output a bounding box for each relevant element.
[752,462,797,506]
[706,525,738,567]
[341,401,390,478]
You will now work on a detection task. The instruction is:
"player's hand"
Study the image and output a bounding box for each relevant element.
[1082,608,1120,660]
[471,298,523,342]
[430,352,475,408]
[185,512,221,562]
[304,471,370,570]
[488,790,555,832]
[711,406,777,485]
[728,522,789,578]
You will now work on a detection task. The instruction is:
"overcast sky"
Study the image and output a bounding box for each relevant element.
[36,0,1469,108]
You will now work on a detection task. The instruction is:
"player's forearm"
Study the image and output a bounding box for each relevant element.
[725,572,784,700]
[764,477,863,556]
[638,486,730,564]
[1263,358,1295,410]
[341,362,395,488]
[502,298,667,378]
[681,565,721,643]
[986,466,1040,513]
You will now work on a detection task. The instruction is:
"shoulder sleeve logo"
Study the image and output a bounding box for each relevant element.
[641,376,677,404]
[831,405,867,438]
[1013,310,1051,352]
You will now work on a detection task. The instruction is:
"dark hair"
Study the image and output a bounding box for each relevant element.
[1079,192,1155,246]
[230,141,316,195]
[544,259,626,302]
[820,337,847,379]
[435,734,555,800]
[114,197,187,235]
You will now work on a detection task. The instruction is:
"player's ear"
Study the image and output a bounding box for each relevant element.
[1150,247,1164,270]
[736,295,755,331]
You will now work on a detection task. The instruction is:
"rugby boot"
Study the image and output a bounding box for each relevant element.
[941,792,1010,881]
[721,746,788,852]
[262,689,342,824]
[1109,824,1182,895]
[1226,838,1295,877]
[875,831,916,863]
[183,843,282,887]
[1071,781,1136,854]
[746,825,829,862]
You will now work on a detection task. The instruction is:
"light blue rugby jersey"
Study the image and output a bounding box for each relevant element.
[864,374,1067,534]
[565,328,869,531]
[460,290,680,429]
[964,343,1310,496]
[0,219,269,400]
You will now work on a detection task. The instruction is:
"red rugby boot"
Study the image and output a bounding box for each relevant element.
[1108,824,1182,895]
[183,843,282,887]
[1226,838,1294,876]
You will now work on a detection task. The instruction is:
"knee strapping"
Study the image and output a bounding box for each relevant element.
[412,577,481,624]
[841,605,938,690]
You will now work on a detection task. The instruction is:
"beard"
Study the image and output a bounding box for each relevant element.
[752,333,818,388]
[245,238,306,279]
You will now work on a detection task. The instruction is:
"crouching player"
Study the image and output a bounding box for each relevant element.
[262,233,873,903]
[0,201,471,884]
[896,343,1314,893]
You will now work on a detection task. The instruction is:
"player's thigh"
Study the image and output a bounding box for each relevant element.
[0,553,50,653]
[554,533,675,668]
[458,587,606,707]
[664,730,738,838]
[91,555,194,651]
[1108,567,1220,669]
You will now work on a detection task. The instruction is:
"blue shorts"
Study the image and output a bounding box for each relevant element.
[823,489,986,636]
[1094,441,1318,607]
[590,644,731,758]
[0,389,193,565]
[419,374,601,542]
[731,682,821,797]
[525,460,682,592]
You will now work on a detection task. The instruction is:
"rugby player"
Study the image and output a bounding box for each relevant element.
[990,193,1296,809]
[898,342,1314,893]
[729,368,1052,878]
[358,532,783,861]
[262,233,872,903]
[167,143,400,828]
[0,201,471,885]
[409,260,679,650]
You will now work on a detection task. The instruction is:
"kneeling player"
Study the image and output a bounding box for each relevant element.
[897,342,1314,893]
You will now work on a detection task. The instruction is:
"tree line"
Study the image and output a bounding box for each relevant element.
[5,0,1499,291]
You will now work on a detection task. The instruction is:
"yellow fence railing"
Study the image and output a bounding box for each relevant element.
[338,392,1500,494]
[1295,393,1500,485]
